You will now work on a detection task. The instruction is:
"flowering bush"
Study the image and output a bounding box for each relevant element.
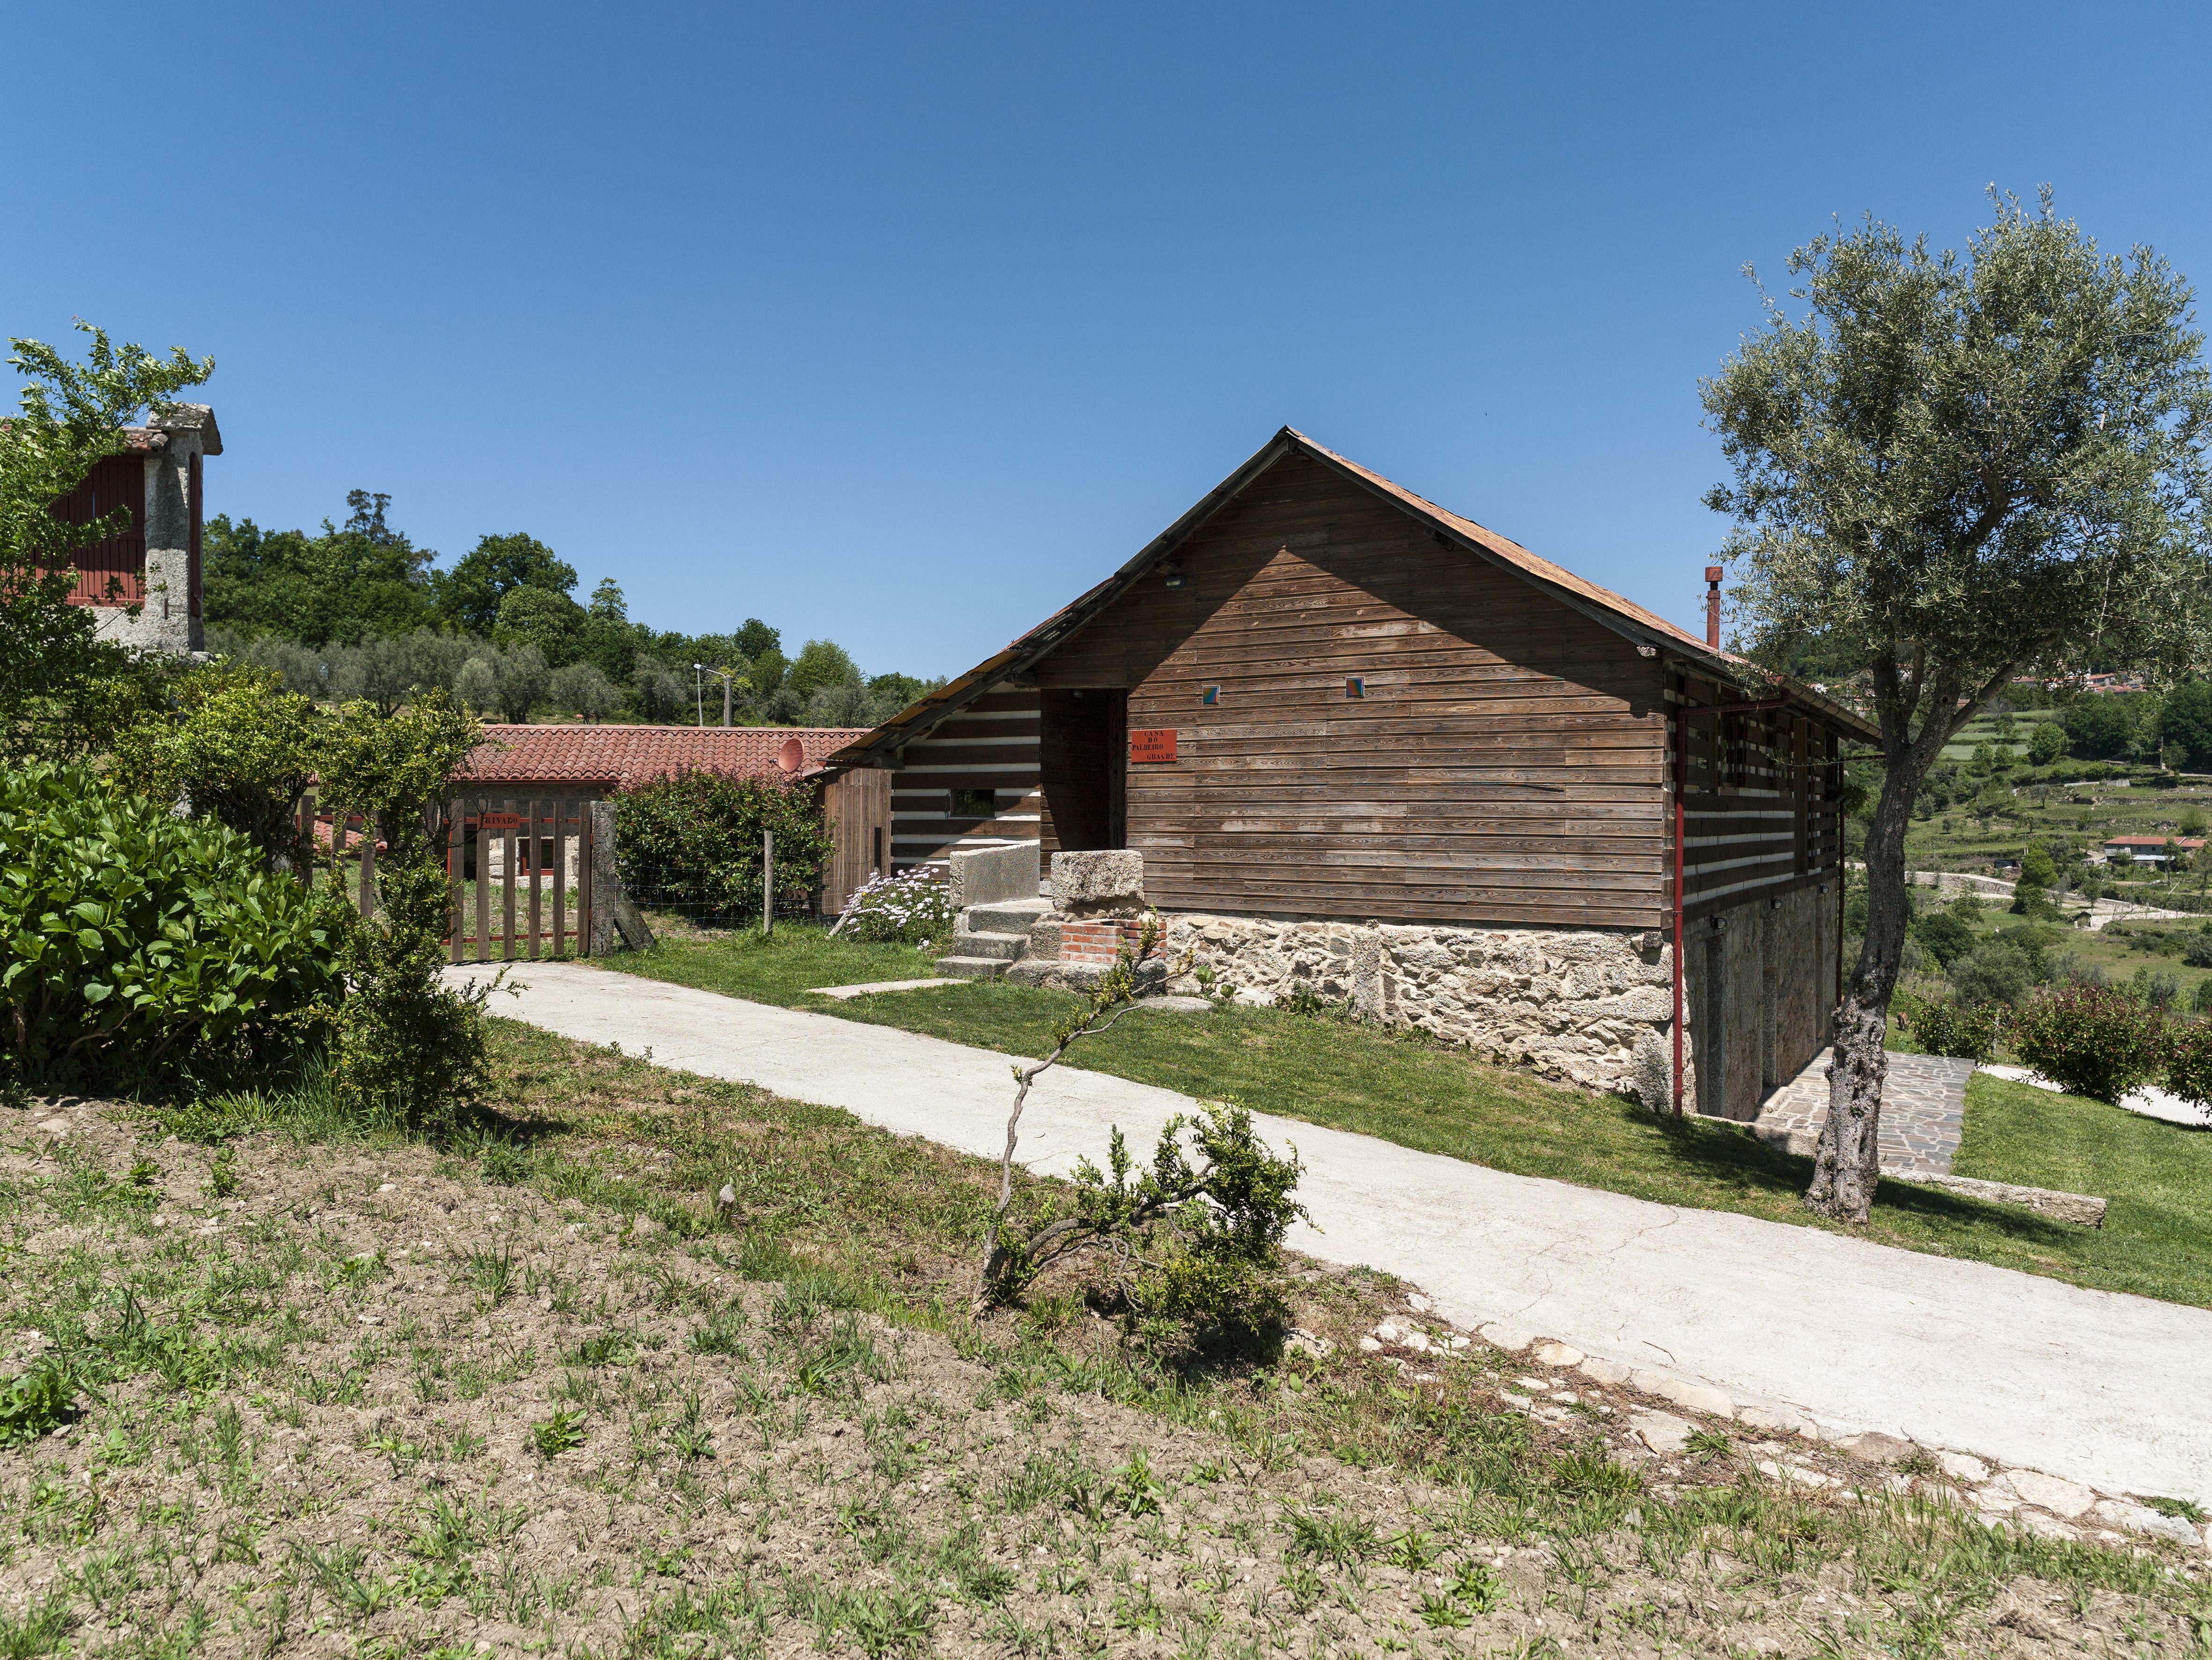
[834,866,956,946]
[2011,982,2162,1104]
[1895,990,2006,1061]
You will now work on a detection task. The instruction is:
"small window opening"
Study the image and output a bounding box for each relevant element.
[951,788,996,820]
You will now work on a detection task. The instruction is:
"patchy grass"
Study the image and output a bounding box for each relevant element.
[597,935,2212,1309]
[0,1025,2200,1658]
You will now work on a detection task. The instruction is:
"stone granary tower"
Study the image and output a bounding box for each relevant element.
[51,404,221,655]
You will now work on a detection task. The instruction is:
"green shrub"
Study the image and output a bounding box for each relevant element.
[2012,983,2162,1104]
[316,695,488,1125]
[617,769,834,924]
[2159,1020,2212,1119]
[109,663,320,873]
[2131,965,2182,1011]
[0,763,338,1091]
[1894,991,2006,1060]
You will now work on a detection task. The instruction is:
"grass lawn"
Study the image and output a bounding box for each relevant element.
[595,929,2212,1310]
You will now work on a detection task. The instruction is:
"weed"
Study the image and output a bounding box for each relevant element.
[1416,1591,1470,1629]
[1450,1561,1508,1612]
[531,1408,588,1459]
[463,1240,518,1307]
[1685,1428,1733,1460]
[206,1144,241,1199]
[0,1356,79,1446]
[1284,1507,1378,1567]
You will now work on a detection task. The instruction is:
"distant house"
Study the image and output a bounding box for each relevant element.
[2102,834,2205,866]
[453,724,887,912]
[48,405,222,655]
[833,428,1875,1119]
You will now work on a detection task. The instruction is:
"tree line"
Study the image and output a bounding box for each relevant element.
[203,493,938,727]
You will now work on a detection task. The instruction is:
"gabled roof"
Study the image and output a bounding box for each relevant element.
[457,725,870,793]
[831,428,1877,766]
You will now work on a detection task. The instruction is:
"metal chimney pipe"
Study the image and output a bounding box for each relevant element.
[1704,565,1724,649]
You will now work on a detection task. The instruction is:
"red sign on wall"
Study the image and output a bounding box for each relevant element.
[478,813,526,830]
[1129,727,1179,765]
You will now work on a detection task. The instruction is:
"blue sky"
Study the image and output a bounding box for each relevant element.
[6,1,2209,679]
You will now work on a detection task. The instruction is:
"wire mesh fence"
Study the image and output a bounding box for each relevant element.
[617,864,827,933]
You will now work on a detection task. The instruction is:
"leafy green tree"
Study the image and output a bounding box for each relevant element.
[494,583,587,666]
[2027,721,2069,765]
[1,324,212,763]
[1701,192,2212,1222]
[1910,909,1977,969]
[110,664,320,873]
[433,532,576,636]
[785,638,861,702]
[733,617,781,661]
[2157,681,2212,768]
[549,660,620,722]
[202,492,438,645]
[2062,694,2144,759]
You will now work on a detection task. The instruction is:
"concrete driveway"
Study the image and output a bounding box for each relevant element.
[454,960,2212,1507]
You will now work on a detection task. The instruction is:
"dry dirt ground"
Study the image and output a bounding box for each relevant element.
[0,1025,2206,1659]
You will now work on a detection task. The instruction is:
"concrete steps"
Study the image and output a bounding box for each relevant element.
[965,897,1053,934]
[934,956,1012,981]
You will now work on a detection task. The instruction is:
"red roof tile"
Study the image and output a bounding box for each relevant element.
[2105,835,2206,849]
[455,726,871,793]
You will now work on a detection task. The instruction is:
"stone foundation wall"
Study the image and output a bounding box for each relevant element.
[1159,911,1686,1098]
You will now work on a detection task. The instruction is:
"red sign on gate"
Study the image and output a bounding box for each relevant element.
[1129,728,1179,764]
[479,812,526,829]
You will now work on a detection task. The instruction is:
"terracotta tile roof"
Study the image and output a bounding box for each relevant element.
[455,726,871,793]
[2105,835,2206,849]
[832,428,1878,767]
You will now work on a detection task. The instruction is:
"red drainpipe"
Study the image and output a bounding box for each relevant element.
[1672,672,1688,1114]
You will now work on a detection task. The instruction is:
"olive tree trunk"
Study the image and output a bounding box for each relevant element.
[1807,655,2015,1224]
[1806,770,1915,1221]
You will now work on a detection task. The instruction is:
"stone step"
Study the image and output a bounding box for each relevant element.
[950,929,1029,962]
[934,955,1010,981]
[963,897,1053,934]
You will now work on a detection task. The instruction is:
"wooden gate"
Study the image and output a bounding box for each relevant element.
[445,796,595,962]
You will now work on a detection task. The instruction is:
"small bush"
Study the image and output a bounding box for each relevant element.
[2181,932,2212,968]
[834,867,957,946]
[2131,966,2182,1011]
[1895,991,2006,1061]
[2012,983,2162,1104]
[0,763,339,1091]
[2159,1020,2212,1119]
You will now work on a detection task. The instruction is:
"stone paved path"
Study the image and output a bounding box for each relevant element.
[1749,1049,1973,1174]
[456,961,2212,1505]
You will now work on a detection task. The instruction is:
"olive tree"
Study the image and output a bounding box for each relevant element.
[1701,191,2212,1222]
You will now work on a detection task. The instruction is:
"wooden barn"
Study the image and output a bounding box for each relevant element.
[829,428,1875,1120]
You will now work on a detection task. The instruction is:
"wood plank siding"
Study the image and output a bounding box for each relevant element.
[1674,673,1844,924]
[887,689,1047,869]
[1032,452,1671,929]
[50,452,147,606]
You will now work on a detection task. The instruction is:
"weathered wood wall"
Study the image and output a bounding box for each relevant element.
[887,687,1046,870]
[822,767,892,912]
[1030,452,1672,929]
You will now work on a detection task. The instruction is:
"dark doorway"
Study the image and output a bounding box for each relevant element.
[1040,688,1126,851]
